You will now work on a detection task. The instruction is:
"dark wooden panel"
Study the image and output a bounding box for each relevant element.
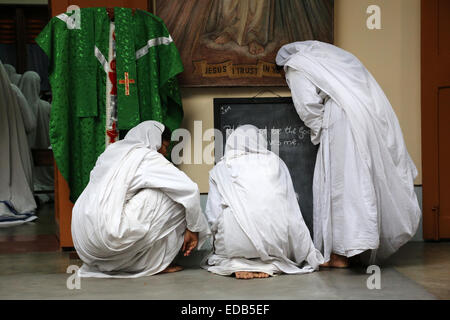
[422,0,450,239]
[32,149,54,167]
[438,0,450,56]
[438,87,450,238]
[14,8,26,73]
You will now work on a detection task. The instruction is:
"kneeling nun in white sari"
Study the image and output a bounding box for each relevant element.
[72,121,210,278]
[276,41,421,266]
[202,125,324,279]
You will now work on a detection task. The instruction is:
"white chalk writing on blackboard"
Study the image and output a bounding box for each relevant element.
[221,105,232,115]
[223,125,311,147]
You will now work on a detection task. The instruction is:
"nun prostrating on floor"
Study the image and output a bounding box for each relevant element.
[202,125,324,279]
[72,121,210,278]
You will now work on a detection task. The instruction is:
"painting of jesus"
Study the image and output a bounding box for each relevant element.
[156,0,334,86]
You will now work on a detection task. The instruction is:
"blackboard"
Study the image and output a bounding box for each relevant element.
[214,97,318,236]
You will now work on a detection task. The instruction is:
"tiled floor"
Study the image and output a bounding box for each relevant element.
[0,203,59,255]
[0,203,448,300]
[387,242,450,299]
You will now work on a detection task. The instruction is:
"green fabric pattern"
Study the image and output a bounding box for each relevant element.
[36,7,184,202]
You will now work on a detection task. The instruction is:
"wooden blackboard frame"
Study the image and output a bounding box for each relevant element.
[214,97,293,128]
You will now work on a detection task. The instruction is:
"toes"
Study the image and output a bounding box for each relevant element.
[236,272,271,279]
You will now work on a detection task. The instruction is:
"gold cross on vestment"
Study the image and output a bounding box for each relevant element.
[118,72,135,96]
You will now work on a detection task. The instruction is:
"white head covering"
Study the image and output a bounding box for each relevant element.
[18,71,41,117]
[275,41,318,67]
[88,120,165,186]
[4,64,15,79]
[123,120,164,151]
[3,64,22,86]
[224,125,270,162]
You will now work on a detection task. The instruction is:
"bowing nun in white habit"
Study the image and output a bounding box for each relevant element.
[18,71,53,194]
[0,61,37,226]
[72,121,210,278]
[276,41,421,266]
[202,125,324,279]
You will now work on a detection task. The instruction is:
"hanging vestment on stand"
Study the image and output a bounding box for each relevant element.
[36,7,184,202]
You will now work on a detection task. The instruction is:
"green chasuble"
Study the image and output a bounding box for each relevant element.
[36,7,184,202]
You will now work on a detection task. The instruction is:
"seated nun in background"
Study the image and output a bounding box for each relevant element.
[3,63,22,85]
[202,125,324,279]
[0,61,37,226]
[18,71,53,197]
[72,121,210,278]
[276,41,421,267]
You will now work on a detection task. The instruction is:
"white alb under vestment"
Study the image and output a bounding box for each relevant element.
[276,41,421,264]
[72,121,210,278]
[0,61,37,226]
[18,71,53,193]
[202,125,324,276]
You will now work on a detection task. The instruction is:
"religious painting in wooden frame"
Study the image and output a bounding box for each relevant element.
[155,0,334,87]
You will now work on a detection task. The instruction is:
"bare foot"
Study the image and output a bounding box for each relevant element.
[159,264,184,274]
[330,253,349,268]
[253,272,270,278]
[235,271,253,279]
[320,260,332,268]
[321,253,349,268]
[248,41,264,55]
[215,33,231,45]
[234,271,269,279]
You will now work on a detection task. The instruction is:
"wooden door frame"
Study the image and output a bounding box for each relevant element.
[421,0,450,240]
[48,0,154,16]
[421,0,439,240]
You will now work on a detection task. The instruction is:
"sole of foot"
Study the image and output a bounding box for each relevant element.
[320,254,350,268]
[160,265,184,274]
[234,271,270,279]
